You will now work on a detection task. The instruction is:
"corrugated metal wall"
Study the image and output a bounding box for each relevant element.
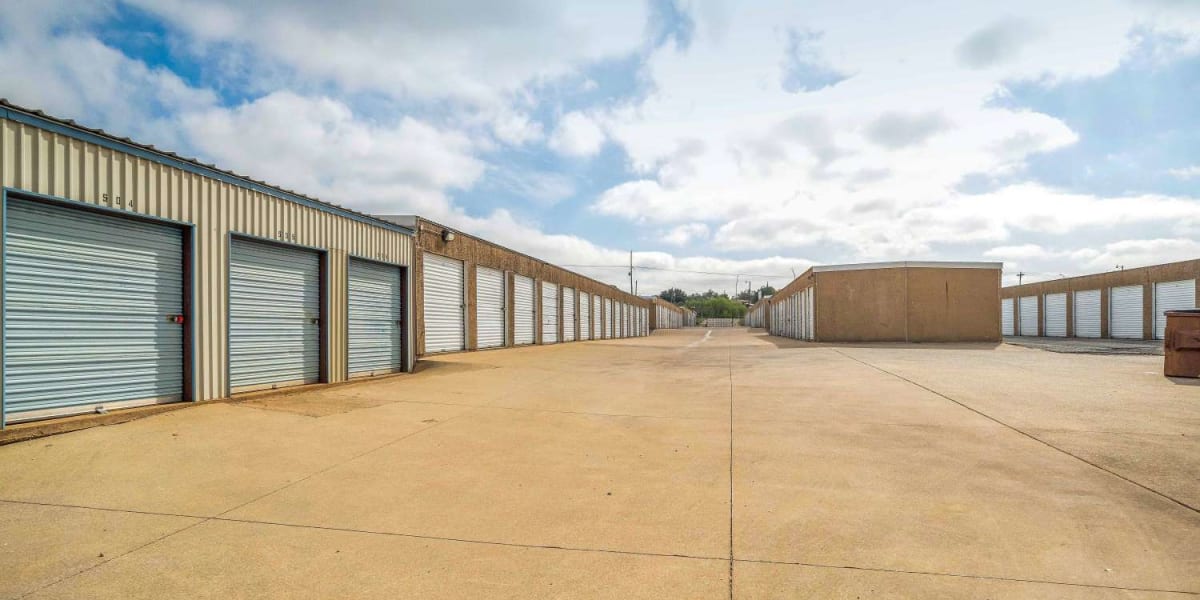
[0,116,413,405]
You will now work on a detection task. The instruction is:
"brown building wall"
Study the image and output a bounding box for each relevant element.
[768,264,1000,342]
[408,217,648,356]
[1000,259,1200,340]
[650,296,686,330]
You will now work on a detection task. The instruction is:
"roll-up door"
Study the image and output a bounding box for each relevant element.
[593,295,602,339]
[1154,280,1196,339]
[1110,285,1143,339]
[1018,296,1038,336]
[605,299,614,338]
[579,292,591,341]
[514,274,536,345]
[348,259,404,377]
[541,282,559,344]
[230,238,321,393]
[3,198,185,422]
[622,303,631,337]
[1073,290,1100,338]
[1000,298,1014,336]
[806,289,815,340]
[422,252,465,353]
[1043,293,1067,337]
[476,266,505,349]
[562,287,576,342]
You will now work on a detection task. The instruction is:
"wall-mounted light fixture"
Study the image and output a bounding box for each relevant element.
[441,229,456,242]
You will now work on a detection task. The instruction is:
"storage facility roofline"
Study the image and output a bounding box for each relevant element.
[811,260,1003,273]
[379,213,645,303]
[0,99,413,236]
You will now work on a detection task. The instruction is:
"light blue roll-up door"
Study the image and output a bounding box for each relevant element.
[229,238,321,393]
[4,197,185,422]
[348,259,403,377]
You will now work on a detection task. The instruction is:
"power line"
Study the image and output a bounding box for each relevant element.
[558,264,792,278]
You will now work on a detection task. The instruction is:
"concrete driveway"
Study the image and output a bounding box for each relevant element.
[0,328,1197,598]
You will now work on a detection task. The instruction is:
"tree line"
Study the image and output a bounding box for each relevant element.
[657,285,776,319]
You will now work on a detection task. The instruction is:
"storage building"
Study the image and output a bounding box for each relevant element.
[999,259,1199,340]
[0,101,414,426]
[377,216,650,356]
[650,297,687,330]
[761,261,1002,342]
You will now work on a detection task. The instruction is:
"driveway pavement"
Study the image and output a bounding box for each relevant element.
[0,328,1196,599]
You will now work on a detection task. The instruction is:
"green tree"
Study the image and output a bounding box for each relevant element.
[658,287,688,305]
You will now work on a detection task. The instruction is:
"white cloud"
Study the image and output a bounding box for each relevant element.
[660,223,710,246]
[1168,165,1200,179]
[548,111,607,157]
[956,18,1042,69]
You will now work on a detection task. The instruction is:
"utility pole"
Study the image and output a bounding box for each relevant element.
[628,250,634,294]
[1016,272,1025,285]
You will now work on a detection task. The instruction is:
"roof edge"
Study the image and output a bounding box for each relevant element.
[812,261,1003,273]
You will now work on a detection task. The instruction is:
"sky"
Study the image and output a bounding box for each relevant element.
[2,0,1198,294]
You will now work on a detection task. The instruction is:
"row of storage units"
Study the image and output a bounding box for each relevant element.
[1001,263,1198,340]
[0,101,415,426]
[998,274,1195,338]
[651,298,690,330]
[389,216,651,356]
[766,288,816,340]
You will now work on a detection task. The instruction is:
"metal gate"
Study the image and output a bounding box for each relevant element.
[1154,280,1196,339]
[1073,290,1100,338]
[348,259,404,377]
[476,266,505,349]
[580,292,591,340]
[514,274,536,345]
[1043,293,1067,337]
[229,237,321,392]
[3,197,185,422]
[562,287,576,342]
[1001,298,1014,336]
[541,282,559,344]
[1110,285,1143,339]
[422,252,465,353]
[1018,296,1038,336]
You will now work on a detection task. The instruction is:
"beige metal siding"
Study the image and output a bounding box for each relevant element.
[0,117,413,402]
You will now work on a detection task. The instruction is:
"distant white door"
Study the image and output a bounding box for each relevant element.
[513,274,536,345]
[1073,290,1100,338]
[1154,280,1196,340]
[1001,298,1014,336]
[1043,293,1067,337]
[1109,285,1143,339]
[1018,296,1038,336]
[580,292,591,341]
[541,282,559,344]
[422,252,465,354]
[562,287,576,342]
[475,266,505,349]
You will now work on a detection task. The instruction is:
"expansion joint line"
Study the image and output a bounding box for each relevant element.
[727,346,735,600]
[831,349,1199,516]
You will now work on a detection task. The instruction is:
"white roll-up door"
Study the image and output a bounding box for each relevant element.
[476,266,505,349]
[592,295,602,339]
[514,274,536,345]
[562,287,576,342]
[230,238,321,393]
[348,259,404,377]
[1043,293,1067,337]
[1018,296,1038,336]
[4,198,185,422]
[579,292,591,340]
[541,282,559,344]
[1154,280,1196,339]
[1110,285,1144,339]
[1073,290,1100,338]
[1000,298,1014,336]
[622,303,631,337]
[806,289,815,340]
[605,299,614,338]
[422,252,465,354]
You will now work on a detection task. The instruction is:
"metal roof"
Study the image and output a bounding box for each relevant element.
[0,99,413,235]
